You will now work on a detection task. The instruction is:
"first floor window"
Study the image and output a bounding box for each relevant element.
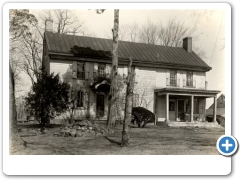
[77,62,85,79]
[77,91,84,107]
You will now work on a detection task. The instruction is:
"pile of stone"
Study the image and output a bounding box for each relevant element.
[53,120,108,138]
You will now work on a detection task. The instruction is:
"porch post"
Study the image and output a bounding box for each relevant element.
[166,93,169,122]
[176,97,178,121]
[213,95,217,123]
[153,92,157,125]
[190,95,194,122]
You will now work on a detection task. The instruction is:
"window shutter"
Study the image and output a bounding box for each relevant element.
[193,72,196,88]
[88,62,94,79]
[93,63,98,78]
[166,69,170,86]
[83,92,88,108]
[183,72,186,87]
[106,64,111,78]
[85,62,90,79]
[72,61,77,79]
[176,71,180,87]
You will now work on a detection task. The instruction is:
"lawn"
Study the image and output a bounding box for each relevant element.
[10,123,225,155]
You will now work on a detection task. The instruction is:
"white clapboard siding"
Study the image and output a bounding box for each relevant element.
[87,62,94,79]
[123,65,128,77]
[166,69,170,86]
[193,72,196,88]
[50,62,72,80]
[135,66,139,83]
[155,68,166,88]
[118,65,124,77]
[195,71,206,89]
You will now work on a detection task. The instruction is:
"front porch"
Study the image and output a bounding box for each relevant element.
[154,88,220,127]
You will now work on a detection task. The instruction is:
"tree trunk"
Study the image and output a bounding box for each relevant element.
[107,9,119,131]
[9,65,23,149]
[121,58,135,146]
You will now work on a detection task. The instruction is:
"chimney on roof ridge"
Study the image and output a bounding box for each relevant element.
[183,37,192,52]
[45,19,53,32]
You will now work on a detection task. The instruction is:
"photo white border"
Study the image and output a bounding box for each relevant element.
[2,2,232,176]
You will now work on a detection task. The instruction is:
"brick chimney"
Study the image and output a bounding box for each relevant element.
[183,37,192,52]
[45,19,53,32]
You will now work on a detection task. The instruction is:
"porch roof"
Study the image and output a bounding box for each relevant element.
[155,88,220,97]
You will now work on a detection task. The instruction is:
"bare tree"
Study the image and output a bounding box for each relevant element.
[39,9,85,35]
[9,9,37,147]
[118,22,139,42]
[126,22,139,42]
[121,58,135,146]
[137,80,153,109]
[138,19,159,45]
[18,32,42,84]
[106,9,120,131]
[9,9,38,42]
[158,18,196,47]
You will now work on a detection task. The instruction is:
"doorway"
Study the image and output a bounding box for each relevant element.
[178,100,185,120]
[96,94,105,118]
[169,100,176,121]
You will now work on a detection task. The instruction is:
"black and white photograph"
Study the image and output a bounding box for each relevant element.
[3,2,234,176]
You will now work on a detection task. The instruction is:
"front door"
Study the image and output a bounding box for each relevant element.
[96,94,105,118]
[178,100,185,120]
[169,100,176,121]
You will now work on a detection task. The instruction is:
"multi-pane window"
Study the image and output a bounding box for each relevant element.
[77,91,84,107]
[186,71,193,87]
[170,70,177,86]
[98,64,106,77]
[77,62,85,79]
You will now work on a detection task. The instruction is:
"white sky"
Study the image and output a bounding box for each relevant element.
[23,8,226,108]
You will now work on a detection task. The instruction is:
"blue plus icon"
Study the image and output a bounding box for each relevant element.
[217,135,238,156]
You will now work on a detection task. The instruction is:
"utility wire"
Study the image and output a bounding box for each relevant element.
[209,11,224,65]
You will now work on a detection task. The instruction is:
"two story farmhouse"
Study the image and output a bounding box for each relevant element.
[42,21,220,126]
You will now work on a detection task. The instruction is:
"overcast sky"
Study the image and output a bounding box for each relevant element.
[24,8,226,108]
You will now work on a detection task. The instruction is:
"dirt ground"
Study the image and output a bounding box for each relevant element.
[10,123,224,155]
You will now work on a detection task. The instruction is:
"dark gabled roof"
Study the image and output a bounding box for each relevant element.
[44,31,211,71]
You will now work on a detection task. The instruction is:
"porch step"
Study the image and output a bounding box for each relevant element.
[156,121,168,126]
[167,121,223,128]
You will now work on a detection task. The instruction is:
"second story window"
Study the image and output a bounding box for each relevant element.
[170,70,177,86]
[98,64,106,77]
[77,62,85,79]
[186,71,193,87]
